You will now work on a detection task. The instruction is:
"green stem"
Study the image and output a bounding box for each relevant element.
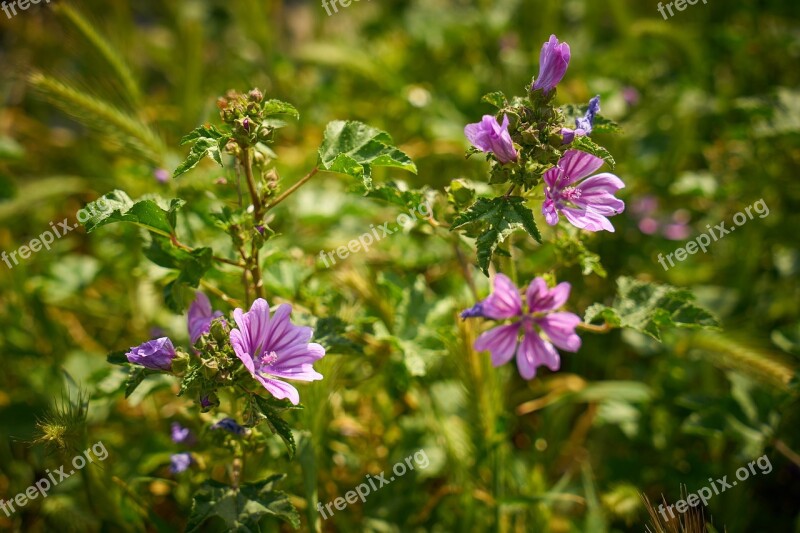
[266,167,319,210]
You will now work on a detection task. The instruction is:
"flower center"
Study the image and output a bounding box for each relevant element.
[561,186,581,201]
[260,350,279,367]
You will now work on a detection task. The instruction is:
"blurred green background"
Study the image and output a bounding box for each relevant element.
[1,0,799,531]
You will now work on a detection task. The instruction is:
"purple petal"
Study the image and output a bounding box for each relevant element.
[558,150,605,188]
[542,198,559,226]
[526,278,571,313]
[517,330,561,379]
[537,312,582,352]
[481,274,523,319]
[474,323,521,367]
[126,337,176,371]
[259,377,301,405]
[561,206,616,232]
[533,35,571,93]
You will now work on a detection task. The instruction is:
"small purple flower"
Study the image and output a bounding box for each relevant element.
[171,422,197,446]
[542,150,625,232]
[465,274,581,380]
[126,337,176,371]
[464,114,518,164]
[188,292,223,344]
[242,117,250,131]
[211,418,247,435]
[562,96,600,144]
[170,453,193,474]
[622,86,640,107]
[532,35,571,93]
[460,301,486,319]
[230,299,325,405]
[575,95,600,134]
[154,168,170,184]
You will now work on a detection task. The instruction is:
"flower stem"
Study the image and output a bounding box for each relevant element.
[266,167,319,210]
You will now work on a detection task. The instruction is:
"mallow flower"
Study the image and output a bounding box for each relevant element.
[542,150,625,232]
[211,418,247,435]
[188,292,223,344]
[462,274,581,380]
[230,299,325,405]
[464,114,518,164]
[532,35,570,93]
[126,337,176,371]
[170,422,197,446]
[170,453,193,474]
[562,95,600,143]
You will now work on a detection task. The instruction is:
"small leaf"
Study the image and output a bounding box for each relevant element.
[186,476,300,532]
[318,120,417,189]
[262,99,299,119]
[81,190,185,235]
[125,367,150,398]
[106,351,128,365]
[174,125,228,178]
[481,91,507,109]
[572,136,615,168]
[452,196,541,275]
[314,316,364,355]
[251,395,298,458]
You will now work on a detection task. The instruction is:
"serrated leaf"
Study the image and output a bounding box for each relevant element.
[251,395,297,458]
[81,190,184,235]
[361,182,429,214]
[262,99,299,119]
[572,136,615,168]
[452,196,542,275]
[180,125,225,145]
[186,476,300,532]
[318,120,417,189]
[585,277,721,341]
[125,367,150,398]
[481,91,507,109]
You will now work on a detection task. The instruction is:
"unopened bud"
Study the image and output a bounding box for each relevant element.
[248,88,263,102]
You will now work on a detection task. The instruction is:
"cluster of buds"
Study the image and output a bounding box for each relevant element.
[216,88,276,149]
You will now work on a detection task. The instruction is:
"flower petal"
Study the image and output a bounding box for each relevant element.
[537,312,582,352]
[517,330,561,379]
[561,206,616,232]
[256,376,301,405]
[482,274,523,319]
[474,323,521,367]
[559,150,605,187]
[526,278,571,313]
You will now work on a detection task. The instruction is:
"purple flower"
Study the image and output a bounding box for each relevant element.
[575,95,600,134]
[126,337,176,371]
[467,274,581,380]
[561,96,600,144]
[542,150,625,232]
[188,292,223,344]
[171,422,197,446]
[532,35,570,93]
[170,453,193,473]
[465,114,518,164]
[211,417,247,435]
[154,168,170,183]
[230,299,325,405]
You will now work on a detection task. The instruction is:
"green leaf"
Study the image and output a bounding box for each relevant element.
[81,190,185,235]
[247,395,301,458]
[481,91,507,109]
[318,120,417,189]
[584,276,721,341]
[262,99,299,119]
[572,135,615,168]
[174,125,228,178]
[143,236,213,311]
[452,196,542,275]
[106,351,128,365]
[314,316,364,355]
[186,476,300,532]
[361,182,429,214]
[125,367,150,398]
